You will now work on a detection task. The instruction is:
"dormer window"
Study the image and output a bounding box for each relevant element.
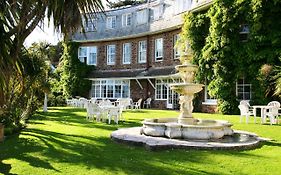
[82,17,97,32]
[152,5,163,21]
[239,24,249,42]
[122,13,132,27]
[106,16,116,29]
[137,9,148,25]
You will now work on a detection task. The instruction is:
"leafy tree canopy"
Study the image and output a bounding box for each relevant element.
[107,0,147,9]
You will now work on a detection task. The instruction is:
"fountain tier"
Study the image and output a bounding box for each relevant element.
[141,118,233,140]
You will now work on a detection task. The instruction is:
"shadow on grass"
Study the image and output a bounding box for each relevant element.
[0,107,268,175]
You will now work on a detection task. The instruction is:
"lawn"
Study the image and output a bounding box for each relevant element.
[0,107,280,175]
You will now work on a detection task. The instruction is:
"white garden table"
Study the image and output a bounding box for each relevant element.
[252,105,275,124]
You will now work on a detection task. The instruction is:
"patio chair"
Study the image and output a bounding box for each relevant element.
[265,101,280,125]
[133,98,142,109]
[107,107,122,124]
[239,100,255,123]
[143,98,152,108]
[66,99,73,106]
[238,103,254,124]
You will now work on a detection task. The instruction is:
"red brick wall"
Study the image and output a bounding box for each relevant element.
[201,105,218,113]
[80,29,181,71]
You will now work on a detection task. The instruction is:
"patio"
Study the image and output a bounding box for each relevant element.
[0,107,280,175]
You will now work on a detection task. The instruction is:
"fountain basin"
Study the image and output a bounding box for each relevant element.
[141,118,233,140]
[170,83,204,94]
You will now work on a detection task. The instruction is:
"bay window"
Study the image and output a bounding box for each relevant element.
[91,80,130,99]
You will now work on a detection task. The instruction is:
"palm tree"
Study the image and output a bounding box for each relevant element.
[0,0,104,107]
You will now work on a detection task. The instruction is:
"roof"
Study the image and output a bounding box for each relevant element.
[88,66,178,80]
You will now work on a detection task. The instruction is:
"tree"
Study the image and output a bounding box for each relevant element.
[0,0,104,106]
[0,0,104,129]
[107,0,146,9]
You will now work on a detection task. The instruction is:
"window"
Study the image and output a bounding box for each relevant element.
[122,13,132,27]
[174,0,189,14]
[78,46,97,65]
[78,47,87,63]
[87,47,97,65]
[155,38,163,61]
[203,83,217,105]
[174,34,180,59]
[239,24,250,42]
[107,45,116,65]
[236,77,252,100]
[106,16,116,29]
[83,18,97,32]
[122,43,131,64]
[91,80,130,99]
[138,40,147,63]
[155,79,168,100]
[152,5,163,21]
[137,9,148,25]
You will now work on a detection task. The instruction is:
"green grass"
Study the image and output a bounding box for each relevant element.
[0,107,281,175]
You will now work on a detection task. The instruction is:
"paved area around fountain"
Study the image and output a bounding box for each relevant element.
[111,127,269,151]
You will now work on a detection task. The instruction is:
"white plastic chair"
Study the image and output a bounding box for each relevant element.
[133,98,142,109]
[265,101,280,125]
[239,100,255,123]
[143,98,152,108]
[238,104,254,124]
[107,107,122,124]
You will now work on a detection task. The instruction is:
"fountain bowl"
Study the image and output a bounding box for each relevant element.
[170,83,204,95]
[141,118,234,140]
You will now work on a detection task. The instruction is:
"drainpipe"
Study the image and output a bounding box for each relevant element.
[146,35,150,99]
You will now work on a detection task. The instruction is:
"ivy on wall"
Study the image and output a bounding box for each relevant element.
[181,0,281,114]
[58,42,94,99]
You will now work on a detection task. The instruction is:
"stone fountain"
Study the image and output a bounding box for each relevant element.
[111,48,266,150]
[141,50,234,140]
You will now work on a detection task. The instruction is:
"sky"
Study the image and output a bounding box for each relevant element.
[24,0,115,47]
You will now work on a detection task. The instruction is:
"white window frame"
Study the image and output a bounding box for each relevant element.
[91,79,130,99]
[174,0,189,15]
[87,46,97,65]
[137,9,148,25]
[78,46,97,65]
[122,43,131,64]
[155,38,163,61]
[138,40,147,63]
[78,47,87,63]
[173,34,180,59]
[83,18,97,32]
[107,45,116,65]
[236,77,252,100]
[202,84,217,105]
[152,5,163,21]
[155,79,168,100]
[122,13,132,27]
[106,16,116,29]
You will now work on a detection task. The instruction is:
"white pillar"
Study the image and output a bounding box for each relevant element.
[43,93,48,112]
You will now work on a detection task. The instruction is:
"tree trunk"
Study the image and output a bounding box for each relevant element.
[43,93,48,112]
